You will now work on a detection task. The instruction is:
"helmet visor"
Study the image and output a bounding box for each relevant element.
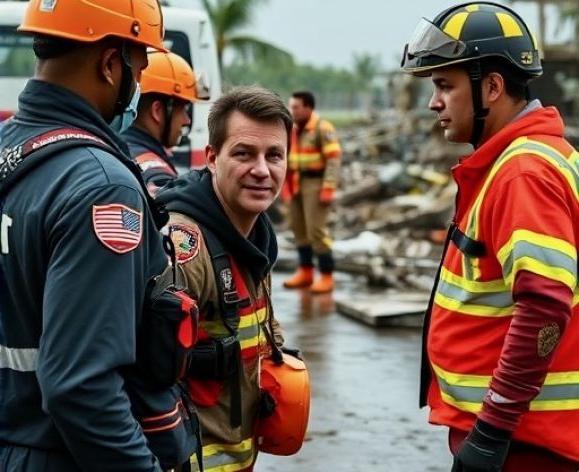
[406,18,467,59]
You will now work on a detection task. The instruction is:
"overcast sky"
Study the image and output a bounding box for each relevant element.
[241,0,571,70]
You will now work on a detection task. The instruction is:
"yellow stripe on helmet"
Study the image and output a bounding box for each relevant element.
[443,12,470,40]
[496,12,524,38]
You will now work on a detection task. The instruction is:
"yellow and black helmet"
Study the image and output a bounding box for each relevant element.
[401,2,542,78]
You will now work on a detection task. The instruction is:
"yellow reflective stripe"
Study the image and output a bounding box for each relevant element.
[192,438,255,472]
[440,267,507,293]
[322,142,341,155]
[238,307,267,328]
[497,229,577,289]
[496,12,524,37]
[432,363,491,387]
[497,230,576,264]
[434,363,579,412]
[508,256,576,290]
[203,308,267,333]
[443,12,469,40]
[530,399,579,411]
[434,292,512,317]
[203,438,253,455]
[240,331,267,350]
[465,4,480,12]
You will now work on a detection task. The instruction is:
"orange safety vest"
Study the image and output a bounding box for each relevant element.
[285,113,341,197]
[426,107,579,462]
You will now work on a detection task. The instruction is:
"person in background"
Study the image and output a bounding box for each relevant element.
[123,50,205,196]
[282,90,342,294]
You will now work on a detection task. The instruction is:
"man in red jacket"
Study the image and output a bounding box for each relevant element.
[402,3,579,472]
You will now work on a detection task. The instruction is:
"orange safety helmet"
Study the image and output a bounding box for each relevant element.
[256,353,311,456]
[18,0,166,51]
[141,51,201,103]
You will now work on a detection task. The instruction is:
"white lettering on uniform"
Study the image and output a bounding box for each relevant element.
[1,213,12,254]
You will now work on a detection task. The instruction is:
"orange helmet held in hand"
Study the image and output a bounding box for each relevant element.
[18,0,166,51]
[141,51,203,103]
[256,352,311,456]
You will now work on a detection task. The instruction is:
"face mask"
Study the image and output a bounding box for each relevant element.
[110,82,141,134]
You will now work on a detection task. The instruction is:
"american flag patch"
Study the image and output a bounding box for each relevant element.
[92,204,143,254]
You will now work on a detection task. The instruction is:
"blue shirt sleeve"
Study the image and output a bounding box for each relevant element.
[37,182,164,471]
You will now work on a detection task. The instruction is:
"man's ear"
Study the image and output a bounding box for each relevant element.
[151,100,165,125]
[484,72,505,105]
[99,47,120,87]
[206,144,217,173]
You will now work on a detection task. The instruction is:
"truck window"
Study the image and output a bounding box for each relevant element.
[164,30,192,67]
[0,28,35,78]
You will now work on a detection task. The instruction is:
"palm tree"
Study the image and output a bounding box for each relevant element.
[202,0,293,75]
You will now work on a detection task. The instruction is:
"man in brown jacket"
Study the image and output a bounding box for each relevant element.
[156,86,292,471]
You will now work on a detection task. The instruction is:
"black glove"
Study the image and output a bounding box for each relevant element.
[280,346,303,360]
[451,420,511,472]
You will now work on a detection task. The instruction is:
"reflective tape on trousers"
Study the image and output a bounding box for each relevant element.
[0,344,38,372]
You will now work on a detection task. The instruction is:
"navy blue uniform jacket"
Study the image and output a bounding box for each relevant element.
[0,80,167,471]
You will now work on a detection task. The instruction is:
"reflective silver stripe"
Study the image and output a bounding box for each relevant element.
[437,375,579,403]
[0,344,38,372]
[502,241,577,279]
[437,279,512,308]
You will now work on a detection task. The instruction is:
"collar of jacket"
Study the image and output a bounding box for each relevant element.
[16,79,132,158]
[123,125,173,165]
[157,169,278,285]
[451,106,565,211]
[294,112,320,133]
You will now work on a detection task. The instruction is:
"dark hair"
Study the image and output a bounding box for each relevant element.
[478,57,529,101]
[208,85,293,152]
[137,92,167,114]
[32,34,123,60]
[291,90,315,109]
[32,34,87,59]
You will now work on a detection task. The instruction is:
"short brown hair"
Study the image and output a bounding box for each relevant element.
[208,86,293,152]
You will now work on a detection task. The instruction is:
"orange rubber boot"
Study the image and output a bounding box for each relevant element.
[310,273,334,294]
[283,266,314,289]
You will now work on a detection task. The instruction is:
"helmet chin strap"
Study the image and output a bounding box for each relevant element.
[467,60,490,148]
[161,98,174,148]
[113,42,135,117]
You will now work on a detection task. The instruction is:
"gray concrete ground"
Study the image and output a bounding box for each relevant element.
[256,272,452,472]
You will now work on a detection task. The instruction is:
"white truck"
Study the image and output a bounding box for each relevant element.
[0,0,222,169]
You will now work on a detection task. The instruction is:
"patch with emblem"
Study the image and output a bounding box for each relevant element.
[220,268,233,291]
[538,322,560,358]
[92,204,142,254]
[170,224,200,264]
[520,51,533,65]
[323,129,338,142]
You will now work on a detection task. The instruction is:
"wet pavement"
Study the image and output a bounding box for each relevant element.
[256,272,451,472]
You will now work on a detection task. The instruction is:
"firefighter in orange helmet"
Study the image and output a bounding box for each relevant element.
[402,2,579,471]
[0,1,201,471]
[123,50,206,196]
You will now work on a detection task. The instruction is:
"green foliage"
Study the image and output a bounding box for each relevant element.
[202,0,292,73]
[224,52,387,111]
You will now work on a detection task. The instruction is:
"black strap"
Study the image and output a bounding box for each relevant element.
[0,128,168,230]
[468,60,490,148]
[450,224,486,258]
[199,226,241,335]
[198,225,243,428]
[419,224,454,407]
